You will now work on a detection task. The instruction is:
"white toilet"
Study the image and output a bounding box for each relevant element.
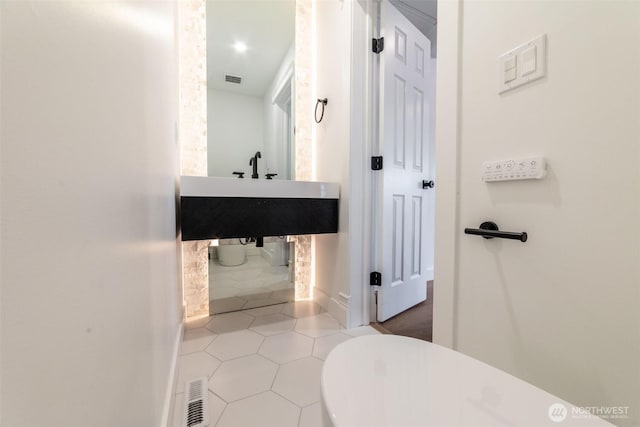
[217,244,246,266]
[321,335,612,427]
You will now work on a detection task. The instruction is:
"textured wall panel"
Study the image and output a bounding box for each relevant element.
[179,0,209,318]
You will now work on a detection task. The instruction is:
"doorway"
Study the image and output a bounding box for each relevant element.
[370,0,437,339]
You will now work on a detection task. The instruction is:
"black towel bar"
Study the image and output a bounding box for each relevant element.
[464,221,527,243]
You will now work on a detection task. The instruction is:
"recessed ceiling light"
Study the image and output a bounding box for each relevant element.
[233,41,248,53]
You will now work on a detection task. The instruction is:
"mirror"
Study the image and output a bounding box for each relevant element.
[206,0,296,314]
[206,0,296,180]
[207,238,295,314]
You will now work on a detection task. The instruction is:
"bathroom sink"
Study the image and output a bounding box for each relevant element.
[180,176,339,241]
[181,176,338,199]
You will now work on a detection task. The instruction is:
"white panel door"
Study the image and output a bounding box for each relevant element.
[377,0,433,322]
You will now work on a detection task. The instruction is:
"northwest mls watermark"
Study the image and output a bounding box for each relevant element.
[548,403,630,423]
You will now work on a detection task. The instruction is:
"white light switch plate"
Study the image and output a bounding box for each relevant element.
[498,34,546,94]
[482,155,546,182]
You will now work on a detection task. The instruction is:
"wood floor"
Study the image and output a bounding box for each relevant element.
[373,281,433,342]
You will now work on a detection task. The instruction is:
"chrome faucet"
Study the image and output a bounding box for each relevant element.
[249,151,261,179]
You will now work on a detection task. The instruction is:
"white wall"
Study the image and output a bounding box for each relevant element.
[434,1,640,423]
[313,0,373,328]
[263,42,294,179]
[0,2,182,426]
[208,89,265,178]
[314,0,354,325]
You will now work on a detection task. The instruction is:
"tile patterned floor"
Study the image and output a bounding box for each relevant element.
[170,301,380,427]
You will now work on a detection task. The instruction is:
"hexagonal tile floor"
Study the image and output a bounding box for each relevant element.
[209,354,278,402]
[205,329,264,361]
[171,302,380,427]
[259,332,314,364]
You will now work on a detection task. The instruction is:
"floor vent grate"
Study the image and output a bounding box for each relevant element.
[183,377,209,427]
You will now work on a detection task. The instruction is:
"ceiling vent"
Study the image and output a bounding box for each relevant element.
[183,377,209,427]
[224,74,243,84]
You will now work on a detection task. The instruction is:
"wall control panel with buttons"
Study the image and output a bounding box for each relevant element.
[498,34,546,94]
[482,156,546,182]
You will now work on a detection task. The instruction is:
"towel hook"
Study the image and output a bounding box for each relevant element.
[315,98,328,123]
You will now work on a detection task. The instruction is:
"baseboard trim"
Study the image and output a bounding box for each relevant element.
[328,297,348,327]
[314,286,330,310]
[314,287,348,327]
[161,323,183,427]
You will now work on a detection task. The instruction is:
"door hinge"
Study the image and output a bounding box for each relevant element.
[370,271,382,286]
[372,37,384,54]
[371,156,383,170]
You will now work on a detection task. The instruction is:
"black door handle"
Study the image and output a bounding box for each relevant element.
[422,180,434,189]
